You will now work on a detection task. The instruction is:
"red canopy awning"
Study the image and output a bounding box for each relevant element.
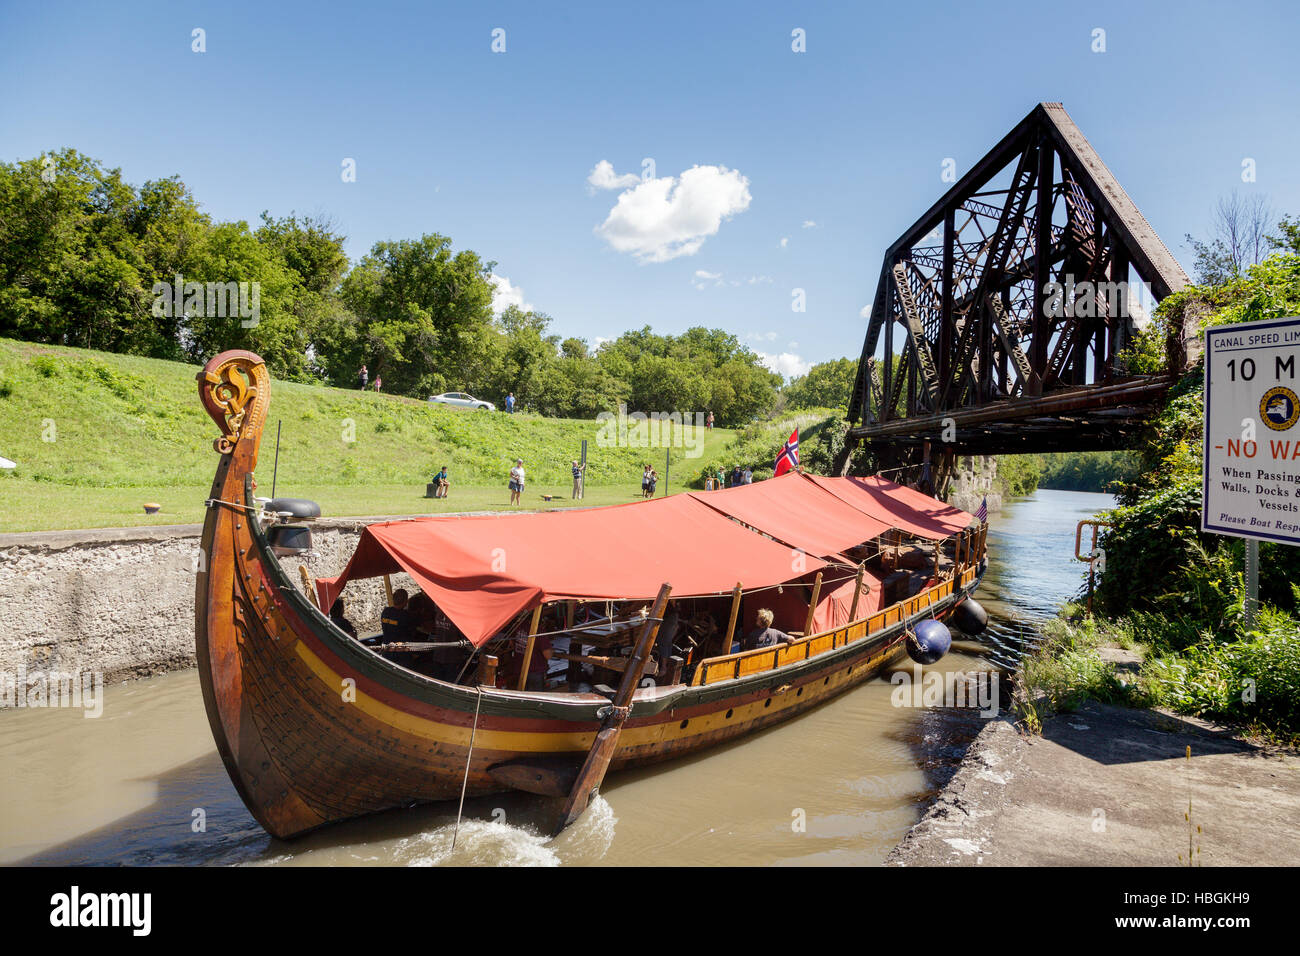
[801,474,974,539]
[688,471,891,557]
[317,494,826,647]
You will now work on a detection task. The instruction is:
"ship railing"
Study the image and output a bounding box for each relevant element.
[689,521,986,687]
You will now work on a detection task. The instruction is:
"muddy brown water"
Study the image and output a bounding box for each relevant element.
[0,490,1113,866]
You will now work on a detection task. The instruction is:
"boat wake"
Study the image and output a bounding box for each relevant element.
[386,795,618,866]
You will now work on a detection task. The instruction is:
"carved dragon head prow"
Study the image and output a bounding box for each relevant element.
[197,350,270,463]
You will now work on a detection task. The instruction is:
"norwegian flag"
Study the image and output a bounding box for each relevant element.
[974,496,988,523]
[774,428,800,477]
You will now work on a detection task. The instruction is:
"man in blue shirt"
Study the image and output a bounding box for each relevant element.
[506,392,516,414]
[381,589,419,642]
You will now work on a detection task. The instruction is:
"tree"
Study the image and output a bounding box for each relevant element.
[335,234,496,396]
[1185,191,1275,285]
[784,357,857,409]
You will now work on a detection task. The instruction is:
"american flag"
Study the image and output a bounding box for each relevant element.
[974,496,988,523]
[774,428,800,476]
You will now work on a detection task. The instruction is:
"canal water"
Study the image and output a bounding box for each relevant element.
[1,489,1113,867]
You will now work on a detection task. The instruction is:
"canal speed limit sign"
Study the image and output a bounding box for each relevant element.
[1203,315,1300,544]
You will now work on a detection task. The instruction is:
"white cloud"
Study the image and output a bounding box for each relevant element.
[586,160,642,193]
[691,269,725,290]
[859,305,872,319]
[779,237,789,248]
[756,350,811,379]
[595,164,752,263]
[489,274,532,314]
[802,220,817,229]
[747,274,773,284]
[747,331,779,342]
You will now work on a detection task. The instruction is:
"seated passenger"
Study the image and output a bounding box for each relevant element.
[381,588,419,642]
[329,597,358,637]
[742,608,795,651]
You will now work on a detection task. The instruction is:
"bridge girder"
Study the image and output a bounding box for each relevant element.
[846,103,1189,465]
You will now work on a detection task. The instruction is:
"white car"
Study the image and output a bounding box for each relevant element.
[428,391,496,411]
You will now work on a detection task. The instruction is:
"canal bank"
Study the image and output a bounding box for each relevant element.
[887,700,1300,866]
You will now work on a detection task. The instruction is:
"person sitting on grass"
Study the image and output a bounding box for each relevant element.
[433,465,450,498]
[742,608,795,651]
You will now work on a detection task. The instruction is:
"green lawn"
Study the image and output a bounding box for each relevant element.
[0,338,742,533]
[0,480,698,533]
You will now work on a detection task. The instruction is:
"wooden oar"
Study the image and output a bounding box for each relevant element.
[553,582,671,836]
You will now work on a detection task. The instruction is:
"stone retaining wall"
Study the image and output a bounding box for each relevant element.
[0,518,418,687]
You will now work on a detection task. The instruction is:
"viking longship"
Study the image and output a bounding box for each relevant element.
[195,350,990,839]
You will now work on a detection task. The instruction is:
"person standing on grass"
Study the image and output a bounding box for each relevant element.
[358,364,368,390]
[641,464,652,498]
[506,392,516,414]
[571,459,586,499]
[706,411,714,430]
[509,458,526,505]
[373,375,382,393]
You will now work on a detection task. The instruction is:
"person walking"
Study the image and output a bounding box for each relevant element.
[706,411,714,430]
[506,392,516,414]
[571,459,586,499]
[509,458,526,505]
[358,364,368,390]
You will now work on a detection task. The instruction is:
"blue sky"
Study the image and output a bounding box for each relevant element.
[2,0,1297,378]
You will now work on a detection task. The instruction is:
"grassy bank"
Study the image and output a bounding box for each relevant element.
[1013,604,1300,746]
[0,338,744,532]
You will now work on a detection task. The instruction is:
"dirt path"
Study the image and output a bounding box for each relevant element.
[889,701,1300,866]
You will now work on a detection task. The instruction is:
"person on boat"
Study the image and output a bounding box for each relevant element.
[715,467,725,490]
[729,465,743,488]
[571,459,586,499]
[742,466,753,484]
[432,465,450,498]
[509,459,525,505]
[329,598,357,638]
[381,589,419,642]
[742,608,795,651]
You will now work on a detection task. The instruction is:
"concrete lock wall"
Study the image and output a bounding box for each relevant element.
[0,519,418,688]
[948,455,1002,515]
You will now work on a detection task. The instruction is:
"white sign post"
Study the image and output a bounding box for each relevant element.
[1203,315,1300,625]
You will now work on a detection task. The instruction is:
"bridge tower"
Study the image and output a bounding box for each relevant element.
[843,103,1191,491]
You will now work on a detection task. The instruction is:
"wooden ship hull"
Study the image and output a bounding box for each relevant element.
[195,351,988,840]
